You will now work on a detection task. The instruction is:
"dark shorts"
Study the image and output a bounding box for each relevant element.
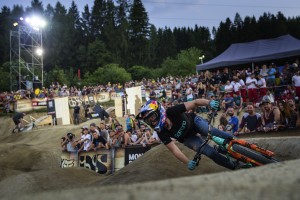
[13,119,20,125]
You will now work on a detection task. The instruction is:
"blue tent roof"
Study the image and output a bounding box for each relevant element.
[196,34,300,71]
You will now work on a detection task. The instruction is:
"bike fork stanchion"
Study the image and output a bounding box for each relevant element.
[193,125,212,165]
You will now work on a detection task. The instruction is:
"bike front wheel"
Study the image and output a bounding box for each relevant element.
[232,144,278,165]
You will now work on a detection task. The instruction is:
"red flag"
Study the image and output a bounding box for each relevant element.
[78,68,81,79]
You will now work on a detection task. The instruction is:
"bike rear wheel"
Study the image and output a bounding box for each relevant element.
[232,144,278,165]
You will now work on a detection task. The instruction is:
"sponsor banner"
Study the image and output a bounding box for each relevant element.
[32,98,47,106]
[124,145,151,165]
[14,99,33,112]
[78,149,113,174]
[95,92,110,103]
[68,96,83,108]
[60,152,78,168]
[88,94,96,106]
[110,92,123,100]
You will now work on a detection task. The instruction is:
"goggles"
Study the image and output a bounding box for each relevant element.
[143,111,159,127]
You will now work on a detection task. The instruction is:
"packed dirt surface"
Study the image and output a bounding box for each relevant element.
[0,113,300,200]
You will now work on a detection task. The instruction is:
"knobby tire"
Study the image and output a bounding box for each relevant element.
[232,144,278,165]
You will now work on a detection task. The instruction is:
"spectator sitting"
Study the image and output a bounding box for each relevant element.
[261,99,281,132]
[286,99,298,128]
[221,92,234,111]
[225,107,239,134]
[234,103,263,135]
[232,93,243,115]
[88,130,109,151]
[99,122,109,142]
[262,90,275,105]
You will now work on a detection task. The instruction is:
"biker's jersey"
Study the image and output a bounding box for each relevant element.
[158,104,196,145]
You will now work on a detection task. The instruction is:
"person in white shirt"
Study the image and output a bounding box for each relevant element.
[246,73,258,103]
[257,74,267,99]
[78,126,92,152]
[238,76,247,102]
[292,71,300,98]
[224,80,234,96]
[231,76,241,95]
[186,84,194,101]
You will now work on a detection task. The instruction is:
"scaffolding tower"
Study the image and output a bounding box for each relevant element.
[10,24,43,91]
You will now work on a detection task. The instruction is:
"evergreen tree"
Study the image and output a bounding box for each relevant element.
[128,0,150,66]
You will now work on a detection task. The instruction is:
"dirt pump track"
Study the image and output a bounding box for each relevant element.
[0,114,300,200]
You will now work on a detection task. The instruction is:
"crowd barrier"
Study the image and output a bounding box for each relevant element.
[60,144,154,174]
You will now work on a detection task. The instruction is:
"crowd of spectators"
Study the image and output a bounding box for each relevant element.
[1,59,300,151]
[61,117,161,152]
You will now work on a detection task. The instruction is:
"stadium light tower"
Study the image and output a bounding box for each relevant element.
[10,15,46,91]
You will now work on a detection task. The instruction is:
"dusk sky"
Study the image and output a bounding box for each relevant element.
[1,0,300,31]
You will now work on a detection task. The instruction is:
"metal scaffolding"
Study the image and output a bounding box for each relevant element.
[10,24,43,91]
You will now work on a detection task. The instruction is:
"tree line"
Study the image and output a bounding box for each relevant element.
[0,0,300,91]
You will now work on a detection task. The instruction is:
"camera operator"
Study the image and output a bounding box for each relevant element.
[61,132,80,152]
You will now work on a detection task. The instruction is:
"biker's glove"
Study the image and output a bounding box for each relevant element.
[188,160,197,170]
[209,100,219,110]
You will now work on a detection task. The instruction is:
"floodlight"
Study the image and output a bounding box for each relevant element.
[25,16,46,29]
[36,48,43,56]
[13,22,18,27]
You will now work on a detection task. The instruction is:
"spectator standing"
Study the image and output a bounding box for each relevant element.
[231,76,241,95]
[73,102,80,125]
[93,104,111,122]
[224,80,234,96]
[88,131,109,150]
[238,75,247,102]
[78,126,92,152]
[292,71,300,98]
[246,73,258,103]
[267,63,277,86]
[257,74,267,99]
[259,64,268,80]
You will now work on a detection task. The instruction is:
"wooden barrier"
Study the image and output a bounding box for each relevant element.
[60,144,158,174]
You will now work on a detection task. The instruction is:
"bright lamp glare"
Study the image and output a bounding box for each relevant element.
[25,16,46,29]
[36,48,43,56]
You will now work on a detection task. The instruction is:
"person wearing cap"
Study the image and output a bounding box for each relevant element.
[234,102,263,135]
[260,99,281,132]
[77,126,92,152]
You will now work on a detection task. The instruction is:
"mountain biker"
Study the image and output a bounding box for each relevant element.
[12,112,26,133]
[136,99,239,171]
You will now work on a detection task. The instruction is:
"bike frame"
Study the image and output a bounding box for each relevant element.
[193,109,276,167]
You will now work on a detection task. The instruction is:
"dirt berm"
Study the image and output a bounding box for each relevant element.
[0,115,299,200]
